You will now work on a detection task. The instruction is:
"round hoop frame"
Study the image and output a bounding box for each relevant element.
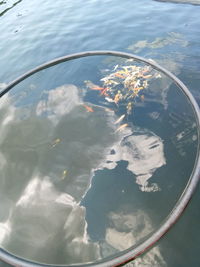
[0,51,200,267]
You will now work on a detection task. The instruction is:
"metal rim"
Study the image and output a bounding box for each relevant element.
[0,50,200,267]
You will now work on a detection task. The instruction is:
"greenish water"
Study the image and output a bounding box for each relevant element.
[0,0,200,266]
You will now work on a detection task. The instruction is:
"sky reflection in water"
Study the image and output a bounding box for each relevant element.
[0,56,198,266]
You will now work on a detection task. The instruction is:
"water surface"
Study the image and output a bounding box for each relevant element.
[0,0,200,266]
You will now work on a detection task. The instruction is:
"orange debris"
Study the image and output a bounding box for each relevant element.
[83,104,94,112]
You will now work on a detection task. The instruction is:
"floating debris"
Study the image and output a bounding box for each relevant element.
[105,108,114,112]
[91,86,105,91]
[62,170,68,180]
[114,72,125,79]
[83,104,94,112]
[154,73,162,79]
[114,114,126,124]
[84,80,102,90]
[84,62,162,127]
[115,123,129,133]
[143,80,148,88]
[113,64,119,71]
[142,74,152,79]
[100,87,109,96]
[104,79,119,86]
[105,97,115,103]
[114,91,121,104]
[51,138,61,148]
[126,102,133,115]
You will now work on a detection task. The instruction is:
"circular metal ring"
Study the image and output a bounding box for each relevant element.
[0,50,200,267]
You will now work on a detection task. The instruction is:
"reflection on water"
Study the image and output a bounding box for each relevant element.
[0,56,198,265]
[0,76,169,264]
[125,246,167,267]
[101,130,166,192]
[4,176,100,264]
[127,32,187,82]
[0,84,119,264]
[169,111,197,156]
[127,33,188,111]
[127,32,188,53]
[104,209,167,266]
[0,0,199,265]
[36,84,82,123]
[105,209,154,250]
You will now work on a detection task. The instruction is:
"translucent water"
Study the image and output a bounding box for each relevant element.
[0,1,200,266]
[0,55,198,266]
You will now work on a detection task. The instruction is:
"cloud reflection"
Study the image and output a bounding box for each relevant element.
[127,33,187,109]
[0,84,116,264]
[103,130,166,192]
[1,175,100,264]
[0,83,166,264]
[36,84,82,123]
[105,209,166,266]
[0,221,11,244]
[105,210,153,250]
[125,246,167,266]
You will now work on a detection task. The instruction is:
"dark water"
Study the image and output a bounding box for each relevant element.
[0,0,200,266]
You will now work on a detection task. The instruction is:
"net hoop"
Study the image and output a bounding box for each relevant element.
[0,50,199,267]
